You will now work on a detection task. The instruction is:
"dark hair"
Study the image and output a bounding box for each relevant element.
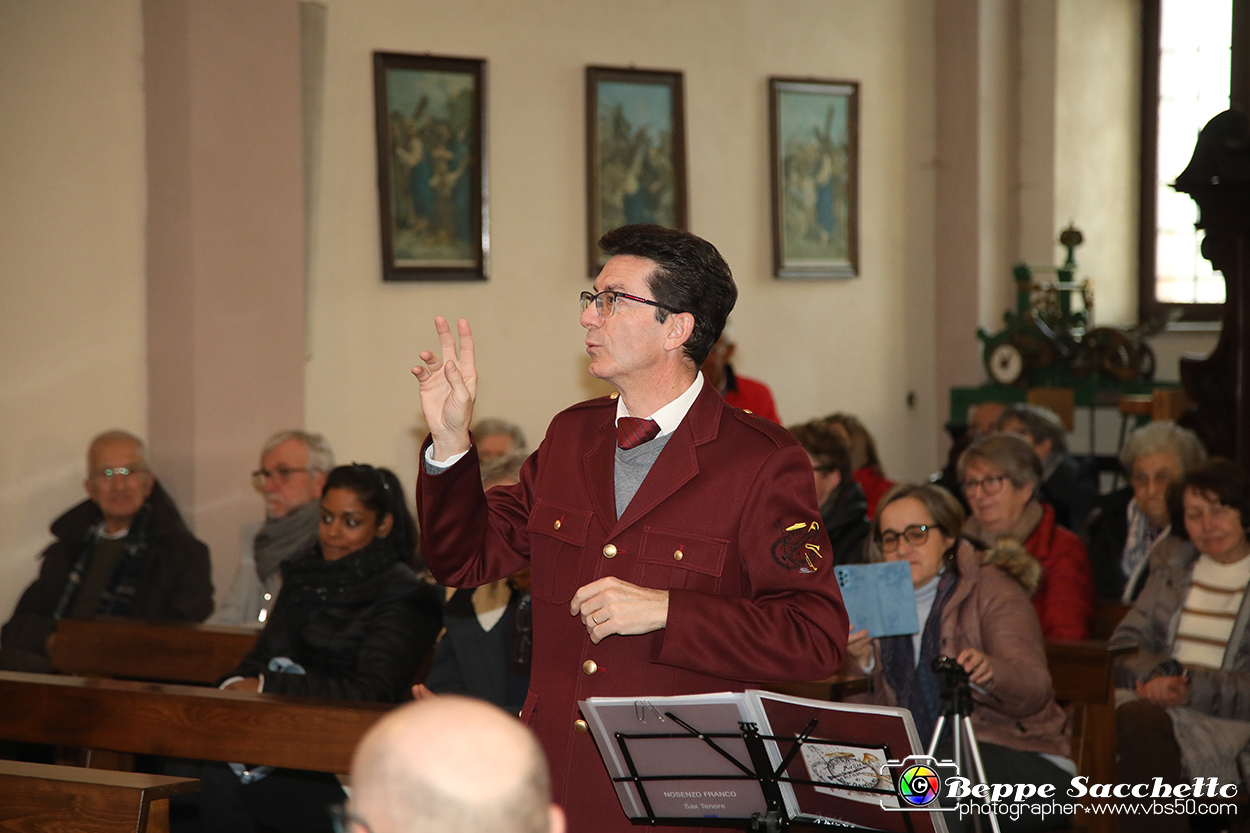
[823,413,884,472]
[598,224,737,367]
[787,420,852,482]
[323,464,420,567]
[1168,458,1250,539]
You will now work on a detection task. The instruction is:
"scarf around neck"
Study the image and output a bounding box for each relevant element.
[253,500,322,582]
[53,502,154,621]
[279,536,401,606]
[965,498,1044,547]
[880,567,959,743]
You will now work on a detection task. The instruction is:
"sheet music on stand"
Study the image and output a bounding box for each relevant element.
[579,690,948,832]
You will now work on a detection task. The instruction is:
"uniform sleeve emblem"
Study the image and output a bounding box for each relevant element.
[772,521,824,573]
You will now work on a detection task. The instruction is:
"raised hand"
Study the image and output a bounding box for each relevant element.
[412,316,477,461]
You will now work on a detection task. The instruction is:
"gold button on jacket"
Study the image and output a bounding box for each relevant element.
[602,543,617,558]
[574,719,589,734]
[582,660,598,675]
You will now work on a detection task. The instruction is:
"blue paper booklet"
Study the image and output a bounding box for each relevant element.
[834,562,919,638]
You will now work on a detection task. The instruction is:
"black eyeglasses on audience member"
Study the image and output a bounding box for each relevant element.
[878,524,934,553]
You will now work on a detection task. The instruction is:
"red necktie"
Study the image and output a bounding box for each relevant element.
[617,417,661,450]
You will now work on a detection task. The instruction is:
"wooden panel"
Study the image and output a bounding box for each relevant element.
[0,671,389,774]
[50,618,258,685]
[1029,387,1076,430]
[1092,602,1131,641]
[0,759,197,833]
[1045,640,1134,833]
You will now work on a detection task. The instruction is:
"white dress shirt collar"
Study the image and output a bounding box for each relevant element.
[614,373,704,438]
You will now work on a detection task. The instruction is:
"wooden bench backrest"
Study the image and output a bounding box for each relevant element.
[1045,639,1133,833]
[0,670,389,773]
[0,759,198,833]
[49,618,259,685]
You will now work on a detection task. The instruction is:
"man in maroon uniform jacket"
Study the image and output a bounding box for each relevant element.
[413,225,848,833]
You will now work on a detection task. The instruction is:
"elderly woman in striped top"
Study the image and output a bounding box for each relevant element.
[1112,458,1250,824]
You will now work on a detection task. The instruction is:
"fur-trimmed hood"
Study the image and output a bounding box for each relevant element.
[978,537,1042,597]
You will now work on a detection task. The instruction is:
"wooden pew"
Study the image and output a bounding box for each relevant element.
[1045,639,1133,833]
[0,671,389,774]
[0,759,198,833]
[1091,602,1131,641]
[49,618,259,685]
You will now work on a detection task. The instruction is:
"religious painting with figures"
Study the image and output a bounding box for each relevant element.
[373,52,488,281]
[769,77,859,279]
[586,66,688,276]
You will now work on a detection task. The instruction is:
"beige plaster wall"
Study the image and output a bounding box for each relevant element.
[1054,0,1140,326]
[0,1,148,621]
[306,0,941,490]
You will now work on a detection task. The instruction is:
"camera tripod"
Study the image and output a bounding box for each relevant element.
[927,656,1000,833]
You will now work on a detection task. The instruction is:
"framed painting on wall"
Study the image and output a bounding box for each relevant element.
[769,77,859,279]
[585,66,688,277]
[373,52,488,281]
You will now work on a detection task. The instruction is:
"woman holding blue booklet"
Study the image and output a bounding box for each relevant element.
[841,483,1071,832]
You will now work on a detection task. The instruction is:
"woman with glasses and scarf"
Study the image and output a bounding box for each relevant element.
[842,483,1072,832]
[959,432,1095,639]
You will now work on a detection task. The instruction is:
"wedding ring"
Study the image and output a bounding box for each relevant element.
[591,615,599,625]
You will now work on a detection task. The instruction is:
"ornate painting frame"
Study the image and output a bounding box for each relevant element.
[769,77,859,279]
[373,52,488,281]
[585,66,688,277]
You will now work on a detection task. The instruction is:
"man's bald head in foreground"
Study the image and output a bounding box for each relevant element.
[350,696,565,833]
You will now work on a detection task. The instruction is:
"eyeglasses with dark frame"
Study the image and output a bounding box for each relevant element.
[579,290,679,319]
[878,524,934,553]
[251,467,312,491]
[330,803,374,833]
[961,474,1010,496]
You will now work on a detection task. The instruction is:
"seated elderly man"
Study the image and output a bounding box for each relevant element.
[347,695,565,833]
[1084,421,1206,603]
[211,430,333,627]
[787,420,871,565]
[996,404,1097,531]
[0,430,212,671]
[471,417,528,461]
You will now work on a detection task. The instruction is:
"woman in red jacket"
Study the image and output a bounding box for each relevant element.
[958,433,1095,640]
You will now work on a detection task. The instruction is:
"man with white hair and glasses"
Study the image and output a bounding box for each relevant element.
[0,429,212,671]
[212,429,335,626]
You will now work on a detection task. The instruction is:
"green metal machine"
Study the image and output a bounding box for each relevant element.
[976,225,1156,388]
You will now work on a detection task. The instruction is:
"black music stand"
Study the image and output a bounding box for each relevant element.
[580,691,948,832]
